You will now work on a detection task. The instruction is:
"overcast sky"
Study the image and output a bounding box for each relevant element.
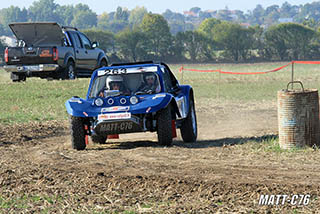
[0,0,315,14]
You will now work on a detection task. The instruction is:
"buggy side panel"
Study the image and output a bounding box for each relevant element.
[179,85,193,116]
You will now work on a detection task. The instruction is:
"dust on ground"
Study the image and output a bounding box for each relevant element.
[1,100,319,213]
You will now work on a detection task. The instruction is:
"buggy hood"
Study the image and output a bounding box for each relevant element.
[9,22,65,46]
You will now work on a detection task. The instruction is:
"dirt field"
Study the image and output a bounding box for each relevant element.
[1,99,320,213]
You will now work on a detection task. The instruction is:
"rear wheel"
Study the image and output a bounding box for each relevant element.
[64,61,76,80]
[69,116,86,150]
[157,105,173,146]
[91,134,107,144]
[180,94,197,142]
[11,73,26,82]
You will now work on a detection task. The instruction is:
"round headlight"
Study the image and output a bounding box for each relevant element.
[130,96,138,105]
[94,98,103,106]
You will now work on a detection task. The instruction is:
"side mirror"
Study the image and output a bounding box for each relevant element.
[92,41,99,48]
[170,85,181,94]
[172,85,180,92]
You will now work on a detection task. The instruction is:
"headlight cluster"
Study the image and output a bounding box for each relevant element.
[95,96,138,106]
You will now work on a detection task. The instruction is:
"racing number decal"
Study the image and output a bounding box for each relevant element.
[98,68,127,76]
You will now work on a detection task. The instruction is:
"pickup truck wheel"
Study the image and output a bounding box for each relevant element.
[69,116,86,150]
[11,73,26,82]
[157,105,173,146]
[65,61,76,80]
[91,134,107,144]
[180,95,197,142]
[99,59,107,68]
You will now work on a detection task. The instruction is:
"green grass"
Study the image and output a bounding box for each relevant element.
[2,62,320,124]
[0,194,114,213]
[243,136,318,154]
[0,69,89,124]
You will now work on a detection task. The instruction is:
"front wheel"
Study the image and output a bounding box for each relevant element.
[98,59,108,68]
[69,116,86,150]
[180,95,197,142]
[157,105,173,146]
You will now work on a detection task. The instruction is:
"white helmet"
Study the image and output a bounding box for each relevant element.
[106,75,123,90]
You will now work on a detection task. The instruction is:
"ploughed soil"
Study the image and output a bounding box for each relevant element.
[1,100,320,213]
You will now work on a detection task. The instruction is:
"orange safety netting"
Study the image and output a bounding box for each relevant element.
[178,61,320,75]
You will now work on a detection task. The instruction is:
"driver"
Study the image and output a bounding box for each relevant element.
[106,75,123,91]
[138,73,160,94]
[99,75,129,97]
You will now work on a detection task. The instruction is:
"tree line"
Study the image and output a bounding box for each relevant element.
[1,0,320,63]
[84,17,320,63]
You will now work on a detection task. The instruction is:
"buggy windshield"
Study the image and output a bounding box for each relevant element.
[89,72,161,98]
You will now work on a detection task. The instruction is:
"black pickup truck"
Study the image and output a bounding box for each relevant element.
[3,22,108,82]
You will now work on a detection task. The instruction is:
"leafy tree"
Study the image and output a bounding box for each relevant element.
[250,4,265,25]
[56,5,74,26]
[114,7,129,22]
[140,13,172,60]
[251,25,266,59]
[198,18,221,38]
[0,6,28,35]
[168,21,185,35]
[303,18,318,29]
[105,7,130,33]
[0,38,5,54]
[116,29,148,61]
[97,12,109,30]
[213,22,255,61]
[71,4,97,29]
[265,23,316,60]
[0,24,5,35]
[296,2,320,23]
[28,0,62,22]
[176,31,214,62]
[264,25,287,60]
[163,9,185,23]
[128,6,147,29]
[108,21,128,33]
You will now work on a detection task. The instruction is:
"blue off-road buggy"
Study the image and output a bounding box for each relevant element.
[65,61,197,150]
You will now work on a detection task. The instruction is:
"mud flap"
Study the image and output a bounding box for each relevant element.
[84,125,89,145]
[172,120,177,138]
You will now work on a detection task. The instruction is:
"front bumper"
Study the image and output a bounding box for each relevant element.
[3,64,59,73]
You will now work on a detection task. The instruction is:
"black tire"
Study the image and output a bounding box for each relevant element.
[180,94,197,142]
[91,134,107,144]
[69,116,86,150]
[157,105,173,146]
[11,73,26,82]
[99,59,108,68]
[64,61,76,80]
